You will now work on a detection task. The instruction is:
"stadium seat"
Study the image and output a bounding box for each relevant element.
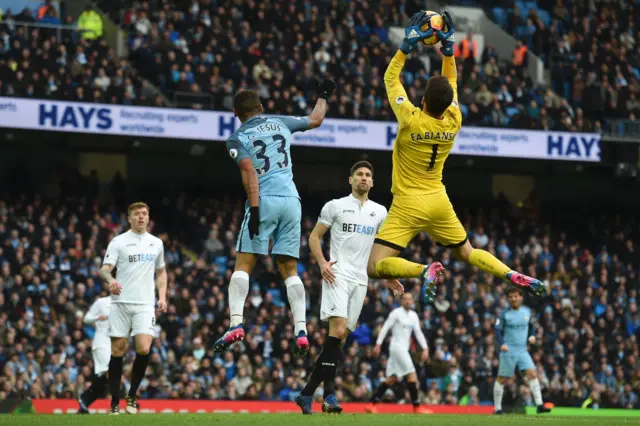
[215,256,229,269]
[492,7,508,28]
[515,1,531,17]
[538,10,551,27]
[506,107,521,118]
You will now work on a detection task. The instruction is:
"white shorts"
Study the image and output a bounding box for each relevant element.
[320,278,367,331]
[386,347,416,378]
[109,303,156,338]
[93,346,110,375]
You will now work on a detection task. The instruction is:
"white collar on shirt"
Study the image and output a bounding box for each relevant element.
[349,193,369,207]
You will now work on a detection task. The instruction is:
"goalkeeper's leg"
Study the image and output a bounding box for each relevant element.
[453,241,547,296]
[367,243,444,307]
[367,243,426,279]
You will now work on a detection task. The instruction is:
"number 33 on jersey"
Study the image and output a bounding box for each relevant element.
[226,116,310,198]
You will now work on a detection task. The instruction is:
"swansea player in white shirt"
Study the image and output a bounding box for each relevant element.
[100,202,167,415]
[78,292,111,414]
[366,293,430,414]
[296,161,402,415]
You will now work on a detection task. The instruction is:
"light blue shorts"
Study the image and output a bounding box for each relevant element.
[236,196,301,258]
[498,351,535,377]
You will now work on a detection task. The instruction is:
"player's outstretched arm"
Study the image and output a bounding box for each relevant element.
[385,12,433,124]
[436,11,459,103]
[308,78,336,129]
[308,98,328,129]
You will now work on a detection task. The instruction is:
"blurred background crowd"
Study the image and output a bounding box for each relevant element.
[0,0,636,132]
[0,171,639,409]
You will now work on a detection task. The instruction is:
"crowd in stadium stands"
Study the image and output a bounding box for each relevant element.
[0,177,639,409]
[472,0,640,127]
[0,3,165,107]
[0,0,620,132]
[96,0,637,132]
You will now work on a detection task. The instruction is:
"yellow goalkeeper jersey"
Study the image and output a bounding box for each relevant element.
[384,52,462,196]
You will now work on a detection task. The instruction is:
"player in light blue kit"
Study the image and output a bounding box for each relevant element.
[494,287,552,414]
[214,79,336,357]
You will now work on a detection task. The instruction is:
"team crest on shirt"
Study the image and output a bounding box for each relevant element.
[524,315,530,321]
[396,96,405,105]
[369,211,376,218]
[229,149,238,159]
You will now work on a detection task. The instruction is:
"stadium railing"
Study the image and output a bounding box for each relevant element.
[0,20,96,41]
[604,119,640,143]
[173,91,215,110]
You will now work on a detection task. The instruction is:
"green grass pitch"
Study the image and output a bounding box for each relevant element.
[4,414,640,426]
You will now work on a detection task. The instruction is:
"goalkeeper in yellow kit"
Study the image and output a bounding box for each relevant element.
[367,11,547,308]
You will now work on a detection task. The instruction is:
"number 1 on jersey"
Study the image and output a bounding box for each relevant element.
[427,144,439,171]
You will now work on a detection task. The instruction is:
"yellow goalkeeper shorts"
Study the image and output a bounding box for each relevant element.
[375,190,468,250]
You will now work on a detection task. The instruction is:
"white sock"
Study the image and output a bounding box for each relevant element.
[284,275,307,335]
[229,271,250,327]
[493,381,504,411]
[528,378,543,406]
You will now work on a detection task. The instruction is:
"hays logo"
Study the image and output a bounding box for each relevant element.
[39,104,113,130]
[386,125,398,147]
[547,135,600,160]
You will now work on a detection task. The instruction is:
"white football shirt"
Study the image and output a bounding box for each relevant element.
[318,194,387,284]
[84,296,112,349]
[376,307,428,351]
[103,230,165,306]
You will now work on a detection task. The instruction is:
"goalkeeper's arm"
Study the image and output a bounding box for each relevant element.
[384,52,414,124]
[384,11,435,124]
[437,11,459,105]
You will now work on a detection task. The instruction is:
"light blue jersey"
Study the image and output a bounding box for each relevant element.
[226,115,310,198]
[496,306,532,352]
[496,305,535,377]
[226,115,311,258]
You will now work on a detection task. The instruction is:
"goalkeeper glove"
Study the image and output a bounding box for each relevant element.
[400,11,435,54]
[316,78,336,100]
[436,11,455,57]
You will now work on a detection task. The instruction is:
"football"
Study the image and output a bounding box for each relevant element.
[420,11,444,46]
